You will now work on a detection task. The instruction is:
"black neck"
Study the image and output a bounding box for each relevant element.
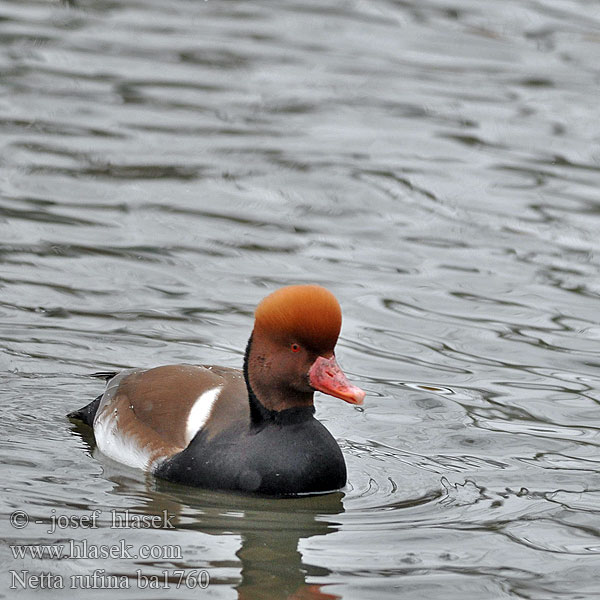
[243,334,271,426]
[243,334,315,428]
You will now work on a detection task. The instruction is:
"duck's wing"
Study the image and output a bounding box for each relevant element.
[91,365,247,470]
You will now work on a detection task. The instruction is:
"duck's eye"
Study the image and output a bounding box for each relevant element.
[291,343,301,353]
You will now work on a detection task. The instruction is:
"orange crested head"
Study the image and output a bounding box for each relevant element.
[254,285,342,353]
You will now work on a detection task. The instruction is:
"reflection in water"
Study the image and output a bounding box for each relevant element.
[72,419,344,599]
[153,485,345,600]
[150,483,345,600]
[233,517,340,600]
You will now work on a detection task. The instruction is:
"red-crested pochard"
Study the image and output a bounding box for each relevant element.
[69,285,365,495]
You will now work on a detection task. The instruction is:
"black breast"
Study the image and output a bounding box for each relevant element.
[155,413,347,496]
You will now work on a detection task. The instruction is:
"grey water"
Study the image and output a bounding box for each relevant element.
[1,0,600,598]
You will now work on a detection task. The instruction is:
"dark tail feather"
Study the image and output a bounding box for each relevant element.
[89,371,117,381]
[68,372,116,425]
[67,394,102,426]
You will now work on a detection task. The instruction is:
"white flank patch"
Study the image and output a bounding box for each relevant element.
[185,386,222,445]
[94,409,152,471]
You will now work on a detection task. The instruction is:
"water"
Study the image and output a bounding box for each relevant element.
[1,0,600,597]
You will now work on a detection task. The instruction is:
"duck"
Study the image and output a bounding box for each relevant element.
[69,285,365,496]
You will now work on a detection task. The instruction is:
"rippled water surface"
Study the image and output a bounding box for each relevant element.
[2,0,600,598]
